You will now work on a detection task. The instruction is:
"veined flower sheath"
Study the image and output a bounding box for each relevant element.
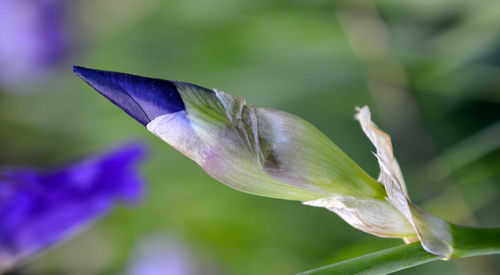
[74,66,453,257]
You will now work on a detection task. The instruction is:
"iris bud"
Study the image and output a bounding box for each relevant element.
[74,66,452,257]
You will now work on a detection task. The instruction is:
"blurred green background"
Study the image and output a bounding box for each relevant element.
[1,0,499,274]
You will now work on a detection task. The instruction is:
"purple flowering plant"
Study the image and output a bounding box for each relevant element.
[127,233,207,275]
[0,143,146,270]
[0,0,69,91]
[73,66,500,274]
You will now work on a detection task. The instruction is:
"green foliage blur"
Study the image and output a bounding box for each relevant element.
[1,0,499,274]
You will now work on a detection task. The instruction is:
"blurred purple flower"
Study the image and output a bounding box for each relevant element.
[127,234,199,275]
[0,143,147,270]
[0,0,69,90]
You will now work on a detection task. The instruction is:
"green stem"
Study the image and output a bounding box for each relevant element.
[299,225,500,275]
[451,225,500,258]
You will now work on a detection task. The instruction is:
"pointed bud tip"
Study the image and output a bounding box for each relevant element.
[73,65,185,126]
[72,65,85,74]
[72,65,101,82]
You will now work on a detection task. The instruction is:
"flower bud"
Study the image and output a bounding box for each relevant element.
[75,67,453,256]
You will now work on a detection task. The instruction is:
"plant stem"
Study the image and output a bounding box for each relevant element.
[451,225,500,258]
[299,225,500,275]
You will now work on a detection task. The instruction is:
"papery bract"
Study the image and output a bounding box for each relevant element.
[354,106,452,257]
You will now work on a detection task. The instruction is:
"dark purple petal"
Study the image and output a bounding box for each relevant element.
[73,66,186,126]
[0,143,147,269]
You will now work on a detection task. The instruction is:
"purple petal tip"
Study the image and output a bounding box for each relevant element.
[73,66,185,126]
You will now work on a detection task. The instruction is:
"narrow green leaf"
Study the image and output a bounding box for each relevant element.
[299,225,500,275]
[299,242,440,275]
